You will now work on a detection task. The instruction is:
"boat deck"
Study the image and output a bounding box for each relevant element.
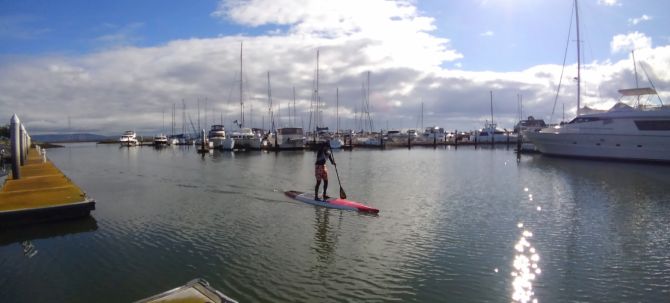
[0,147,95,226]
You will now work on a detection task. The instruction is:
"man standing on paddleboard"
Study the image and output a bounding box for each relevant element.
[315,142,336,201]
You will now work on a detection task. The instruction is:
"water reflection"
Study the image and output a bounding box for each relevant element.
[21,241,38,258]
[512,225,540,303]
[312,208,343,267]
[0,216,98,246]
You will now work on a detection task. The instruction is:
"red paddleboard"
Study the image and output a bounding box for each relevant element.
[284,191,379,213]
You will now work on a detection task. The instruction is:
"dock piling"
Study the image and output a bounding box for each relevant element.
[10,114,21,180]
[20,124,27,166]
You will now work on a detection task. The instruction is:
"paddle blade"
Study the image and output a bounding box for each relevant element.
[339,187,347,199]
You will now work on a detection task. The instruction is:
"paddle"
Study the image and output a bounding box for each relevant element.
[329,146,347,199]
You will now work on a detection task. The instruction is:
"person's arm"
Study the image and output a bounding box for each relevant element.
[328,150,336,165]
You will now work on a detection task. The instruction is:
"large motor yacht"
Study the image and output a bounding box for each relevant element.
[153,134,168,147]
[119,131,138,146]
[527,88,670,162]
[230,128,262,150]
[275,127,306,150]
[470,122,514,143]
[208,125,235,150]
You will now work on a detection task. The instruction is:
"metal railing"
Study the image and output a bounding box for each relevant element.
[9,114,40,180]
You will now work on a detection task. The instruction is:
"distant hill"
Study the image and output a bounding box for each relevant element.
[32,133,110,143]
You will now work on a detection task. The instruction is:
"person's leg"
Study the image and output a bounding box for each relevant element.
[315,180,321,200]
[323,180,329,199]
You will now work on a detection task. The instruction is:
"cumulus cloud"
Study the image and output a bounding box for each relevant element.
[610,31,652,54]
[597,0,621,6]
[213,0,463,71]
[628,14,652,26]
[1,0,669,136]
[480,30,494,37]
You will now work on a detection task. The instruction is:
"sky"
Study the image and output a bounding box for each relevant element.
[1,0,669,135]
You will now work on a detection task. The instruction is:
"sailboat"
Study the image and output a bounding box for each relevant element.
[230,42,262,150]
[276,86,306,150]
[527,0,670,162]
[356,71,382,147]
[469,92,513,143]
[329,88,344,149]
[169,103,179,145]
[154,110,169,147]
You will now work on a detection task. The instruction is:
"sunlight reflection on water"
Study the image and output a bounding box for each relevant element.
[512,227,540,303]
[512,184,542,303]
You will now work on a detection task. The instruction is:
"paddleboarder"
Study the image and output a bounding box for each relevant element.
[314,142,336,201]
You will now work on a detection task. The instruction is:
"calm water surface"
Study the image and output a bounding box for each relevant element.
[1,143,669,302]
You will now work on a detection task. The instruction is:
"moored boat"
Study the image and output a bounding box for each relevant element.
[276,127,306,150]
[119,131,138,146]
[209,125,235,150]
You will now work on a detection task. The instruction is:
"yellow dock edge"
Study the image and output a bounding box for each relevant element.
[0,147,95,227]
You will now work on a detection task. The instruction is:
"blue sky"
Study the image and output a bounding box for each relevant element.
[1,0,669,134]
[2,0,667,68]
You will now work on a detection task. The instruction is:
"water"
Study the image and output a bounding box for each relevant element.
[1,143,669,302]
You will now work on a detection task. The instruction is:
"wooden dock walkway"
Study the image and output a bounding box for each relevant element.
[0,147,95,227]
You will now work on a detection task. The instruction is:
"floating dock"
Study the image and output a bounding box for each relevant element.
[0,147,95,227]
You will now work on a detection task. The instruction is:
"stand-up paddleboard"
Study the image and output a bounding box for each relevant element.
[284,191,379,213]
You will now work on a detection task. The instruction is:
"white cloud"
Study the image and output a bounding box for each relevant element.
[628,14,652,26]
[597,0,621,6]
[93,22,144,49]
[212,0,463,71]
[1,1,670,135]
[480,30,494,37]
[610,32,652,53]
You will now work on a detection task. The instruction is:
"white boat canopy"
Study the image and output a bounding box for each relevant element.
[618,87,657,96]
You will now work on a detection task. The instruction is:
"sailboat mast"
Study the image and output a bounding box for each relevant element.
[421,101,424,130]
[575,0,581,116]
[490,91,494,125]
[267,71,275,132]
[367,71,374,132]
[240,42,244,128]
[292,86,296,127]
[316,49,320,129]
[182,100,186,136]
[336,87,339,134]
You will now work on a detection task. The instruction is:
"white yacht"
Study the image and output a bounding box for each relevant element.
[119,131,138,146]
[208,125,235,150]
[153,134,168,146]
[329,136,344,149]
[514,116,547,152]
[230,128,262,150]
[527,89,670,162]
[275,127,306,150]
[470,122,514,143]
[527,0,670,162]
[418,126,447,143]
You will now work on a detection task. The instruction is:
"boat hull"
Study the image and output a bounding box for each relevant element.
[527,132,670,162]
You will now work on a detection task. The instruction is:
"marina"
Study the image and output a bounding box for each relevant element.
[1,143,670,302]
[2,0,670,302]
